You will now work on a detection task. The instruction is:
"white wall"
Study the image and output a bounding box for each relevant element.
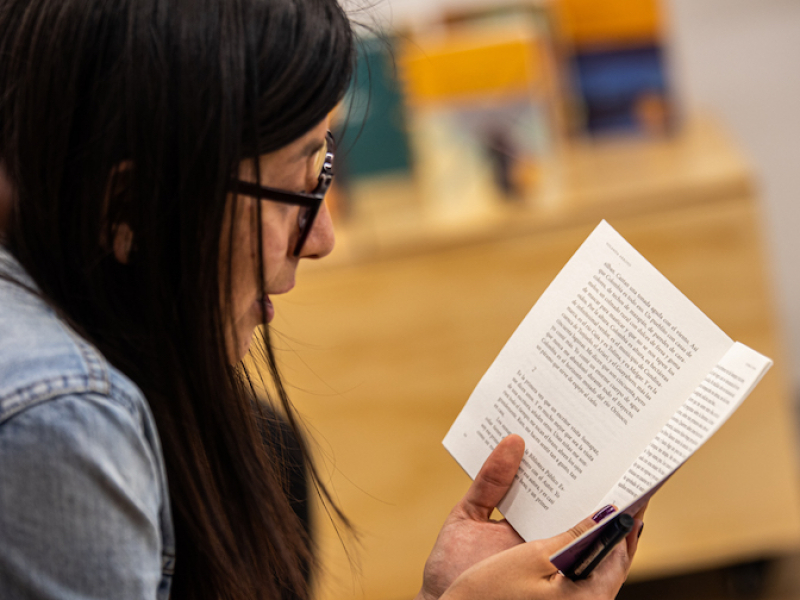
[664,0,800,391]
[370,0,800,391]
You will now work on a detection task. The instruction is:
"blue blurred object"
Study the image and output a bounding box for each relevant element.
[337,36,412,178]
[570,44,669,134]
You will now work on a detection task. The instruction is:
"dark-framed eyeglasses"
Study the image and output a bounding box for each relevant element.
[228,130,335,257]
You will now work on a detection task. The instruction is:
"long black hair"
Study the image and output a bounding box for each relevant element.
[0,0,354,598]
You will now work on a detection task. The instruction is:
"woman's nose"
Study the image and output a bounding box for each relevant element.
[298,200,335,259]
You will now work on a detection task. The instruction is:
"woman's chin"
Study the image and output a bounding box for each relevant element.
[228,326,255,363]
[228,298,275,362]
[240,330,256,360]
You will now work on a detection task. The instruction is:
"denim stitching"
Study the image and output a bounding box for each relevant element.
[0,374,101,424]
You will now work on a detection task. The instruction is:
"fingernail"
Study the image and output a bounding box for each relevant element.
[638,523,644,539]
[592,505,616,523]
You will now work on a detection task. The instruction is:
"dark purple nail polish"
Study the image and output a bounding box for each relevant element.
[592,505,616,523]
[638,523,644,539]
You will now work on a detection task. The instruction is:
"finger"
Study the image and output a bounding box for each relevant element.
[570,538,633,598]
[625,517,644,559]
[548,521,635,598]
[538,513,601,556]
[459,434,525,520]
[626,502,647,559]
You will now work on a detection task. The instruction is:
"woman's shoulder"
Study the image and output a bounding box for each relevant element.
[0,253,176,599]
[0,249,169,509]
[0,261,147,428]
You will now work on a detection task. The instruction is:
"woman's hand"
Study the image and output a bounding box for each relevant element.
[416,435,528,600]
[439,512,642,600]
[416,434,645,600]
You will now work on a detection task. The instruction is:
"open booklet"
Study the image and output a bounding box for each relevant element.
[443,220,772,571]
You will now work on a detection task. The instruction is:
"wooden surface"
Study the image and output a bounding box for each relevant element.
[267,117,800,600]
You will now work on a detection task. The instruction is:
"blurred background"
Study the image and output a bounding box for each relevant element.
[269,1,800,598]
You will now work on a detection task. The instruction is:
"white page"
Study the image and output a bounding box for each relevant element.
[551,343,770,572]
[596,342,772,508]
[444,221,734,540]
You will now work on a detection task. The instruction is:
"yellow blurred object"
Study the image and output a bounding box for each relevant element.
[400,29,544,106]
[397,19,561,215]
[555,0,662,48]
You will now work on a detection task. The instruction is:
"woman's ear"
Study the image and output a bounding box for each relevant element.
[113,222,134,264]
[106,161,135,264]
[0,162,14,240]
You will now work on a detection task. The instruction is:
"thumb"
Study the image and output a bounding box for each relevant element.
[459,434,525,520]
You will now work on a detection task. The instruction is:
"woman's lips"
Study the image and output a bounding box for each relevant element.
[260,295,275,323]
[257,285,292,324]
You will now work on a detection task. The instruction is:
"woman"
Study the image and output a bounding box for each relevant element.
[0,1,643,599]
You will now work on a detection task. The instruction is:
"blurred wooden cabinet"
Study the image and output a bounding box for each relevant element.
[270,116,800,600]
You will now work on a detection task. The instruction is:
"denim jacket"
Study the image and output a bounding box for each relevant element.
[0,248,175,599]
